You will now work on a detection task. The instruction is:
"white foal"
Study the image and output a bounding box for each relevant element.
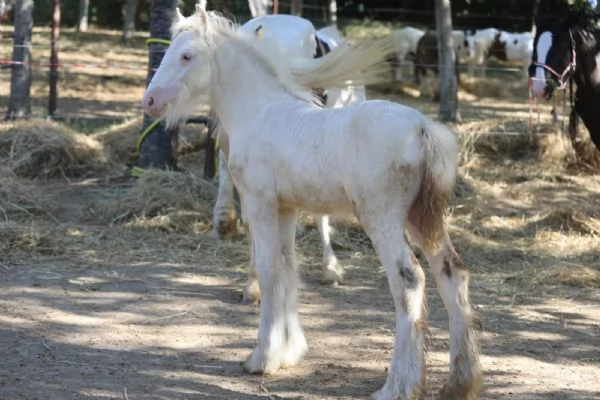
[142,5,482,400]
[212,15,364,300]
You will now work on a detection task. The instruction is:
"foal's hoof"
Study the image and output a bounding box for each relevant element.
[244,348,279,375]
[437,373,484,400]
[241,279,261,305]
[321,258,344,286]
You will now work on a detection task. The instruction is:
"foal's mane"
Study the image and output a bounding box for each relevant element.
[170,10,317,105]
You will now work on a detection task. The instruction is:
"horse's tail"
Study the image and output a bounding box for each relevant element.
[288,36,394,89]
[413,120,460,253]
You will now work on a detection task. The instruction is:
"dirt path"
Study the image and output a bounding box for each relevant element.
[1,226,598,400]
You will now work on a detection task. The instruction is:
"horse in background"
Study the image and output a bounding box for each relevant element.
[414,30,467,99]
[0,0,11,23]
[488,30,533,78]
[211,14,365,303]
[141,5,482,400]
[464,28,500,75]
[389,26,425,82]
[530,11,600,151]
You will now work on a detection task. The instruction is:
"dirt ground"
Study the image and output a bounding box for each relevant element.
[1,26,599,400]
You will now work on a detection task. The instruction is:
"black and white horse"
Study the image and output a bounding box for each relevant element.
[530,11,600,151]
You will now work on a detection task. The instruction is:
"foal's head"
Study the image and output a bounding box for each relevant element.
[141,4,219,127]
[530,11,600,99]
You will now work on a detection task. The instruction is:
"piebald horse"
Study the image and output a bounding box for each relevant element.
[530,11,600,151]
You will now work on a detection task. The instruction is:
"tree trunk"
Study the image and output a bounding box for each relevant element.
[435,0,460,122]
[5,0,34,120]
[122,0,137,41]
[135,0,179,170]
[290,0,302,16]
[248,0,269,17]
[77,0,89,32]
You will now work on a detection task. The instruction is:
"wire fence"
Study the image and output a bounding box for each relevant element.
[0,23,559,132]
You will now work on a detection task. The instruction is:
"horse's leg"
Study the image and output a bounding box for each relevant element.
[279,207,308,367]
[357,207,426,400]
[242,224,261,304]
[211,150,239,239]
[316,214,344,285]
[419,69,431,98]
[243,198,306,373]
[406,222,483,400]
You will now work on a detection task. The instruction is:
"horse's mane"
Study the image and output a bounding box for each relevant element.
[535,10,600,52]
[170,10,317,105]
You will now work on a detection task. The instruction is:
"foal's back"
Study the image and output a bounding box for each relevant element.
[242,99,429,214]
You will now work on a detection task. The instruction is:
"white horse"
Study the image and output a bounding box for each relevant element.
[141,5,482,400]
[212,15,365,303]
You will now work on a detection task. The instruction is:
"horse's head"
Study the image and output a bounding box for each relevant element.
[141,4,213,127]
[529,12,597,99]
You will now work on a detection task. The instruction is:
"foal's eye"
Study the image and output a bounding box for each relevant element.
[182,53,193,62]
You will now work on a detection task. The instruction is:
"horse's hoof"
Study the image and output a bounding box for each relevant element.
[241,279,261,304]
[321,259,344,286]
[244,348,279,375]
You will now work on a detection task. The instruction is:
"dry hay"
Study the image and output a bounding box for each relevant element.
[458,119,540,160]
[538,127,600,172]
[571,133,600,171]
[0,223,64,265]
[88,168,218,233]
[459,76,510,99]
[509,263,600,288]
[0,120,111,178]
[536,209,600,236]
[91,118,141,166]
[93,118,209,167]
[0,166,56,222]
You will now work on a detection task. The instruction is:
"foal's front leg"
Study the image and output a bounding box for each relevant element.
[243,200,307,374]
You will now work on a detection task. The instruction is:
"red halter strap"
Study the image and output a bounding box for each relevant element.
[534,30,577,90]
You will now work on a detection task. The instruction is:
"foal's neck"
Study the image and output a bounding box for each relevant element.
[209,36,299,136]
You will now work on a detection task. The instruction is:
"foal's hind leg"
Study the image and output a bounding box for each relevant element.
[359,213,427,400]
[242,226,261,304]
[406,222,483,400]
[316,214,344,285]
[243,200,306,374]
[211,150,239,239]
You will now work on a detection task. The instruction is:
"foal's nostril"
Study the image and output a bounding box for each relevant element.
[148,97,154,107]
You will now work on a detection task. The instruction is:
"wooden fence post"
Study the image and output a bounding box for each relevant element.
[48,0,60,117]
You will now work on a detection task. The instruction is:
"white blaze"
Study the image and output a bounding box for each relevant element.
[531,31,552,96]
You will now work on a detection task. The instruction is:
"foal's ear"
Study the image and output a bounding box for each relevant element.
[195,3,209,33]
[175,7,185,23]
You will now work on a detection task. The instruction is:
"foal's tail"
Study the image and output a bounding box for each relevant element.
[414,121,460,253]
[288,36,394,89]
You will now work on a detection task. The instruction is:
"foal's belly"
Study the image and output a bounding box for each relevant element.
[275,174,354,215]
